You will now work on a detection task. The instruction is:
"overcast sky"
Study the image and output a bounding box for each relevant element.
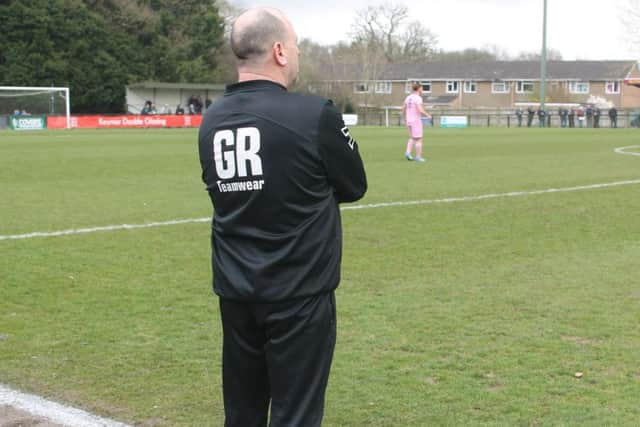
[230,0,638,60]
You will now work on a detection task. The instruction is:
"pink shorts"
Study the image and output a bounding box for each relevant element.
[407,121,423,139]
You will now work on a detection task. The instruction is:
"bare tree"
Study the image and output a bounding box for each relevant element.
[350,1,438,63]
[480,44,511,61]
[433,48,499,62]
[342,1,438,112]
[211,0,243,82]
[620,0,640,55]
[295,39,333,93]
[216,0,241,36]
[400,20,439,61]
[515,48,563,61]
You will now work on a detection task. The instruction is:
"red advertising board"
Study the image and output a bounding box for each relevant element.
[47,115,203,129]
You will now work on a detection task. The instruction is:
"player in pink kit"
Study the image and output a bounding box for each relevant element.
[403,82,432,162]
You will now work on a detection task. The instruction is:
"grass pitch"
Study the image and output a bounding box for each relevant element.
[1,127,639,426]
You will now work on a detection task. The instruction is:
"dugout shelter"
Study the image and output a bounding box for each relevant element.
[125,82,225,115]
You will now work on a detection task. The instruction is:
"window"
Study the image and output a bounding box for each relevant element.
[463,81,477,93]
[605,81,620,94]
[405,81,431,93]
[446,81,459,93]
[516,81,534,93]
[568,81,589,94]
[492,82,510,93]
[354,82,369,93]
[375,81,392,94]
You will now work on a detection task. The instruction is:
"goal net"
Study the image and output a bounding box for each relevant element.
[0,86,71,129]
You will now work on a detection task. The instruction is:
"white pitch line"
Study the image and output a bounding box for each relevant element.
[614,145,640,156]
[0,384,131,427]
[2,179,640,242]
[0,218,210,241]
[342,179,640,211]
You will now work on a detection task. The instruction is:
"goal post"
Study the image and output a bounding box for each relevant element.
[0,86,71,129]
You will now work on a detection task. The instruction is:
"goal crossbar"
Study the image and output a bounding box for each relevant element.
[0,86,71,129]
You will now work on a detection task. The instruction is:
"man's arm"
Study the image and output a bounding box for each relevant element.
[418,103,431,118]
[318,101,367,203]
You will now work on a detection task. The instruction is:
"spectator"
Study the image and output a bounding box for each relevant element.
[176,104,185,115]
[608,107,618,128]
[205,97,212,110]
[537,107,546,128]
[527,106,535,127]
[188,95,197,114]
[593,107,601,128]
[546,109,552,128]
[577,106,585,128]
[515,107,523,127]
[141,100,152,115]
[568,108,576,128]
[558,107,563,127]
[559,107,568,128]
[586,105,593,127]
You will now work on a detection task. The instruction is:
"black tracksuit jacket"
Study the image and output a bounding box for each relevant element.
[198,80,367,302]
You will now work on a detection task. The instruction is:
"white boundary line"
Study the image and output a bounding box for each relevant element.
[0,384,131,427]
[2,179,640,242]
[614,145,640,156]
[343,179,640,210]
[0,218,211,241]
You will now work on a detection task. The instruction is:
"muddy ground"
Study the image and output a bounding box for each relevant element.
[0,405,65,427]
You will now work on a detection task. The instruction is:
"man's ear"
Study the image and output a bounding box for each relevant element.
[273,41,288,66]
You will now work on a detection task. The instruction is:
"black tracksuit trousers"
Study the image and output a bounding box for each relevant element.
[219,291,336,427]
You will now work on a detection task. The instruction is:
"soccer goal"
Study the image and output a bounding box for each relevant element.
[0,86,71,129]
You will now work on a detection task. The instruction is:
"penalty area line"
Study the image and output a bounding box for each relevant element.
[0,383,131,427]
[2,179,640,241]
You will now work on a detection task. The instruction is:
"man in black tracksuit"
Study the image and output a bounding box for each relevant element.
[198,7,367,427]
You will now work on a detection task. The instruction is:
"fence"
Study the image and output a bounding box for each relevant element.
[2,110,639,130]
[356,109,640,128]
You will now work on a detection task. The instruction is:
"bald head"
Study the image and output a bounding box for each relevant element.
[230,7,299,87]
[231,8,289,64]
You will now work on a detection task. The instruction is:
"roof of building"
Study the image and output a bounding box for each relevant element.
[127,81,226,91]
[424,95,458,105]
[626,77,640,87]
[323,60,639,82]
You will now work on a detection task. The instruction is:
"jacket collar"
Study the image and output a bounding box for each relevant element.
[225,80,287,95]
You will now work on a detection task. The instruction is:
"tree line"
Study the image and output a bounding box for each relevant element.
[0,0,573,114]
[0,0,226,113]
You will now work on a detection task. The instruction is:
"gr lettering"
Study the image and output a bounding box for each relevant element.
[213,127,263,179]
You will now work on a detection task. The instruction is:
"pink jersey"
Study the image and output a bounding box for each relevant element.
[404,93,423,124]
